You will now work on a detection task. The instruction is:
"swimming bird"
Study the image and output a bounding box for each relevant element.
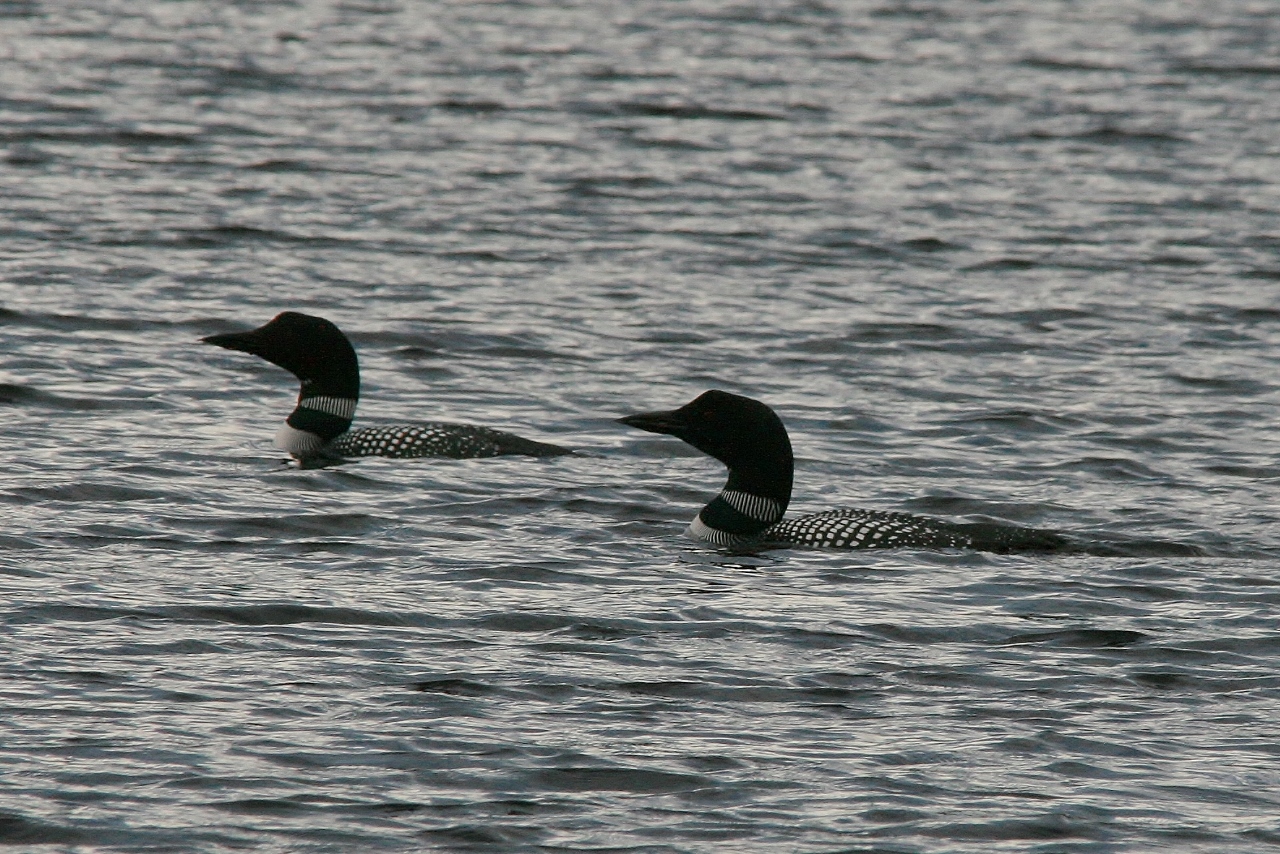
[619,389,1066,553]
[203,311,571,464]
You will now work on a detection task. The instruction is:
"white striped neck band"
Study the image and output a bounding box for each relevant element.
[298,396,357,420]
[718,489,784,523]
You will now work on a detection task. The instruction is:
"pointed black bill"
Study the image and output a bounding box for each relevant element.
[618,408,687,437]
[201,328,265,355]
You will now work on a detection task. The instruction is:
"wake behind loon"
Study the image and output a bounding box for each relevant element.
[203,312,572,464]
[620,389,1067,554]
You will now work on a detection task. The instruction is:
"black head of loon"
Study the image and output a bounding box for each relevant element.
[203,311,359,400]
[620,390,794,541]
[203,311,359,457]
[203,311,573,463]
[620,389,1067,553]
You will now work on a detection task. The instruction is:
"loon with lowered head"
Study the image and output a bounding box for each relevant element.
[203,311,571,464]
[620,389,1067,554]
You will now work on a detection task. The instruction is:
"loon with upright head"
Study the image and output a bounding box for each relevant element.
[203,311,572,464]
[620,389,1067,553]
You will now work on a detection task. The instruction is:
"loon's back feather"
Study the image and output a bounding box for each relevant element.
[329,423,572,459]
[764,508,1066,553]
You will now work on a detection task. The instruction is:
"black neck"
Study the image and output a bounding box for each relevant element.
[287,359,359,442]
[696,459,793,538]
[285,405,352,442]
[724,463,792,508]
[295,362,358,401]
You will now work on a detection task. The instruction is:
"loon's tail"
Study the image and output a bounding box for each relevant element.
[955,522,1072,554]
[958,523,1218,557]
[488,431,576,458]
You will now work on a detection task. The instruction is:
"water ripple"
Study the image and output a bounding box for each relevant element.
[2,0,1279,850]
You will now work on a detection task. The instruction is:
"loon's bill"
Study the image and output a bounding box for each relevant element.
[621,389,1066,554]
[202,311,572,464]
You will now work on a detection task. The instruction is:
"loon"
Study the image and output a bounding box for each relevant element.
[202,311,572,464]
[620,389,1067,553]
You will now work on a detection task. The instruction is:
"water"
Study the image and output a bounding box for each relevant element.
[2,0,1280,850]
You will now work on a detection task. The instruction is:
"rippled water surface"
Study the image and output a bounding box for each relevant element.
[3,0,1280,850]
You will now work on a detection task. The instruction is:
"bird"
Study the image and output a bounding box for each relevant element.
[202,311,572,465]
[619,389,1067,553]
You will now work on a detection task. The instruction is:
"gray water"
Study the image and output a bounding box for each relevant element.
[3,0,1280,850]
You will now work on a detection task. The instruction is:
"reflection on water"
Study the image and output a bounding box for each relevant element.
[2,0,1279,850]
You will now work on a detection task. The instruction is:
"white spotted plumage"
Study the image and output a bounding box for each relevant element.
[763,508,971,549]
[328,423,514,459]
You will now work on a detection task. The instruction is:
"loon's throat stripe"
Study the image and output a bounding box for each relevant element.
[688,515,751,547]
[299,396,357,420]
[276,423,325,456]
[719,489,783,523]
